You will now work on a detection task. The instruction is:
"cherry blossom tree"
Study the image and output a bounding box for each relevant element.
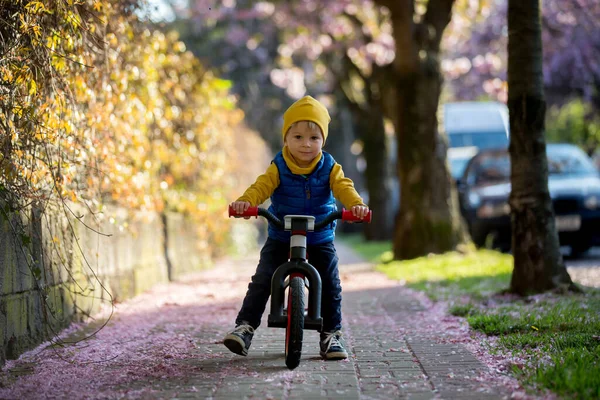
[370,0,469,259]
[442,0,600,112]
[176,0,474,255]
[262,0,475,253]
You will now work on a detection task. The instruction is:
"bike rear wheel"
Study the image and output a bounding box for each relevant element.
[285,276,305,369]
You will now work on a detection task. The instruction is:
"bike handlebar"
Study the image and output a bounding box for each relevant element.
[228,206,372,230]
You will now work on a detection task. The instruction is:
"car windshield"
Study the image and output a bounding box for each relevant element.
[449,158,471,179]
[547,146,598,175]
[448,132,508,149]
[448,146,478,179]
[467,145,597,185]
[469,152,511,185]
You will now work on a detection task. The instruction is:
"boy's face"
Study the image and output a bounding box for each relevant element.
[285,121,324,167]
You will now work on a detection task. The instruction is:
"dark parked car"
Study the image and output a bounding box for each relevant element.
[448,146,479,181]
[457,144,600,256]
[444,101,510,181]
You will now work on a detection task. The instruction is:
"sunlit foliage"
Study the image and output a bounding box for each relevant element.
[0,0,257,255]
[546,99,600,155]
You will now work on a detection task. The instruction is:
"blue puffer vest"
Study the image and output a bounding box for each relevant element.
[268,151,338,245]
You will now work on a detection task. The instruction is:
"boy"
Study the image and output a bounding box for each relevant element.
[225,95,369,360]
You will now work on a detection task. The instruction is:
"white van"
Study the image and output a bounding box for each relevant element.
[442,101,510,179]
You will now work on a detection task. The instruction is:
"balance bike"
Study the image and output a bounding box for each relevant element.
[229,206,371,369]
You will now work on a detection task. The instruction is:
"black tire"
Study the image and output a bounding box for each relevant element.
[285,276,305,369]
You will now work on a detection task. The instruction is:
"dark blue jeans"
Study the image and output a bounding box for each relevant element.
[235,237,342,333]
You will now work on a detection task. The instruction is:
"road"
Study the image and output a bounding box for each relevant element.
[564,246,600,288]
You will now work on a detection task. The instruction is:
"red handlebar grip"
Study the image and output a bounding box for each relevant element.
[228,205,259,218]
[341,209,372,223]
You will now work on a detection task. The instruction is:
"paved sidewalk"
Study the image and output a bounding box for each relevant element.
[0,242,520,400]
[117,244,512,399]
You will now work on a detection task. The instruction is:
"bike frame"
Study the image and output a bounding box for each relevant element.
[228,206,372,333]
[268,215,323,331]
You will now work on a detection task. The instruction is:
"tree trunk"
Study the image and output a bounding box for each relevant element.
[507,0,576,295]
[333,51,395,241]
[161,211,174,282]
[356,104,394,240]
[384,0,468,259]
[393,66,466,259]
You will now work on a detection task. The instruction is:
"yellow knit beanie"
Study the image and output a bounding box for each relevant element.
[282,95,331,143]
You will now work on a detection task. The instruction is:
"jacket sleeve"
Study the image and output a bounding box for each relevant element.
[237,163,280,206]
[330,163,365,209]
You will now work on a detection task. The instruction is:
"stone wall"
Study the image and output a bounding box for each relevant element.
[0,203,209,366]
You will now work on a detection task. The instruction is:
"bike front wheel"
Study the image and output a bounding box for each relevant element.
[285,276,305,369]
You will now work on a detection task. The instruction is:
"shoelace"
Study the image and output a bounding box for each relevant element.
[322,330,343,352]
[233,324,254,335]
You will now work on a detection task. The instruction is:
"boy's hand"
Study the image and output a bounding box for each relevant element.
[231,201,251,219]
[351,205,370,220]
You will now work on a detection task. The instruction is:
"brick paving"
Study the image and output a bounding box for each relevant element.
[110,243,512,400]
[0,241,523,400]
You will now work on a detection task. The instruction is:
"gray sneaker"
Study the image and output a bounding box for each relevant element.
[320,330,348,360]
[223,323,254,356]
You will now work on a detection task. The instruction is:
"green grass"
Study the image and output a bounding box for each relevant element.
[375,247,513,300]
[535,347,600,400]
[347,237,600,400]
[337,233,392,263]
[448,302,475,317]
